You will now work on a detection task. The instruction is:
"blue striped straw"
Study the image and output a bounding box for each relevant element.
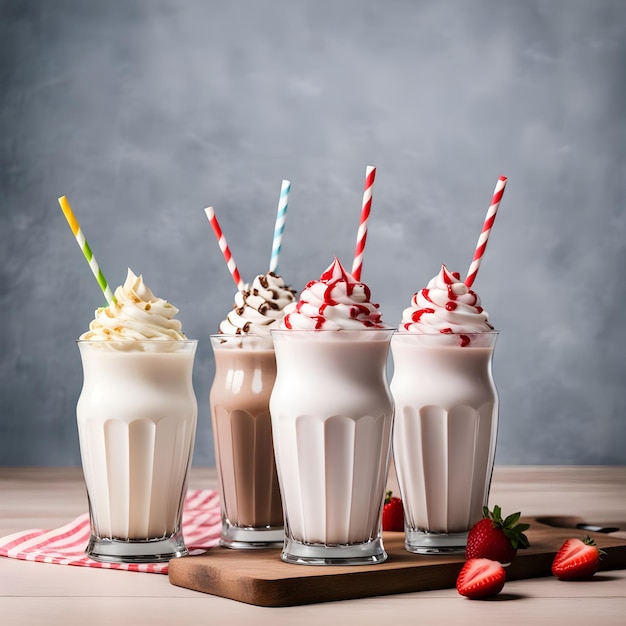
[269,179,290,274]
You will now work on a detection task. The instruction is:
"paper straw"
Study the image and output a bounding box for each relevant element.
[464,175,508,288]
[351,165,376,281]
[57,196,116,305]
[204,207,245,291]
[269,179,290,274]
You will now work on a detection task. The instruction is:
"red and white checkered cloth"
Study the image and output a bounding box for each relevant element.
[0,489,221,574]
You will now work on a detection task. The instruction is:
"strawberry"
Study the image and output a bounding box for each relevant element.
[382,490,404,531]
[456,558,506,599]
[551,536,604,580]
[465,505,530,564]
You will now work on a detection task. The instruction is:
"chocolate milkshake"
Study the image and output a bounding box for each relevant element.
[210,272,295,548]
[210,337,282,539]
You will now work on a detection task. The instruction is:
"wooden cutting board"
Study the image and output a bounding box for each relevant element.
[168,517,626,607]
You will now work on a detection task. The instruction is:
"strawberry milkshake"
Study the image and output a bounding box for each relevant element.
[270,258,394,565]
[210,271,296,548]
[77,269,197,563]
[391,265,498,553]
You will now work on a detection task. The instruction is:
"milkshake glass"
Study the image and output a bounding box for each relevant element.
[77,339,198,563]
[210,334,283,548]
[270,329,394,565]
[391,331,499,553]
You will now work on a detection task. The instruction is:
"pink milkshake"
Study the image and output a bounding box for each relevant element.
[270,258,394,565]
[391,265,498,553]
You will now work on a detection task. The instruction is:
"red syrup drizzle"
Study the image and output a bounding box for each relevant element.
[412,308,434,323]
[444,267,475,344]
[313,317,326,329]
[350,304,371,318]
[442,267,456,284]
[322,284,339,306]
[407,267,483,346]
[293,259,382,328]
[324,261,380,325]
[439,327,472,346]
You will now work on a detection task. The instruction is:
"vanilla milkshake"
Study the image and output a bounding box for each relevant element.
[391,265,498,553]
[77,270,197,563]
[270,258,394,565]
[210,272,295,548]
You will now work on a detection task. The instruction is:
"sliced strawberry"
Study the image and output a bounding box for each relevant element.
[465,505,530,564]
[551,536,604,580]
[456,558,506,599]
[382,491,404,531]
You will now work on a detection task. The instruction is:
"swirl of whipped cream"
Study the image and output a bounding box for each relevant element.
[281,257,386,330]
[80,269,186,341]
[399,264,494,341]
[219,272,296,337]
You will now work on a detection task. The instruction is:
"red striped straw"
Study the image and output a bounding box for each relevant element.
[204,206,245,291]
[351,165,376,281]
[464,175,508,288]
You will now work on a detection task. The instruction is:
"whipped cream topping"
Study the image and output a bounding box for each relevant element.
[281,257,386,330]
[399,264,493,345]
[80,269,187,341]
[219,272,296,337]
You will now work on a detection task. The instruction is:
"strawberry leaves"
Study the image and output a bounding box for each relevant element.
[466,505,530,564]
[499,510,531,550]
[484,505,530,550]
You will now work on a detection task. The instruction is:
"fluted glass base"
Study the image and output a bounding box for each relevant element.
[87,529,187,563]
[219,519,284,549]
[404,528,468,554]
[281,536,387,566]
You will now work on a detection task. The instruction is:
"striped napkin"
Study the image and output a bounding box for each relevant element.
[0,489,222,574]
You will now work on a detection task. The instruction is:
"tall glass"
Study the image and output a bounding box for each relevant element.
[76,340,198,563]
[391,331,499,553]
[270,329,394,565]
[209,335,283,548]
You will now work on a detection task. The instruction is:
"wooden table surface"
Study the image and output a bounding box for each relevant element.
[1,466,625,625]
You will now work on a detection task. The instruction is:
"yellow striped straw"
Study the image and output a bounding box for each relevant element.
[58,196,116,305]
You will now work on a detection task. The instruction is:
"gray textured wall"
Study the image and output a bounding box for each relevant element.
[1,0,624,467]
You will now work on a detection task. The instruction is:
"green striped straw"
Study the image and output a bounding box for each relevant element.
[58,196,116,305]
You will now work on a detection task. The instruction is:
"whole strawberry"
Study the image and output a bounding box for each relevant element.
[465,505,530,564]
[552,536,604,580]
[456,558,506,599]
[382,490,404,531]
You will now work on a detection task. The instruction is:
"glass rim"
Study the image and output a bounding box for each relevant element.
[209,333,274,349]
[76,338,198,344]
[270,326,395,334]
[209,332,272,338]
[393,329,499,336]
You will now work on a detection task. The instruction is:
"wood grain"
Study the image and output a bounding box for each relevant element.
[168,517,626,606]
